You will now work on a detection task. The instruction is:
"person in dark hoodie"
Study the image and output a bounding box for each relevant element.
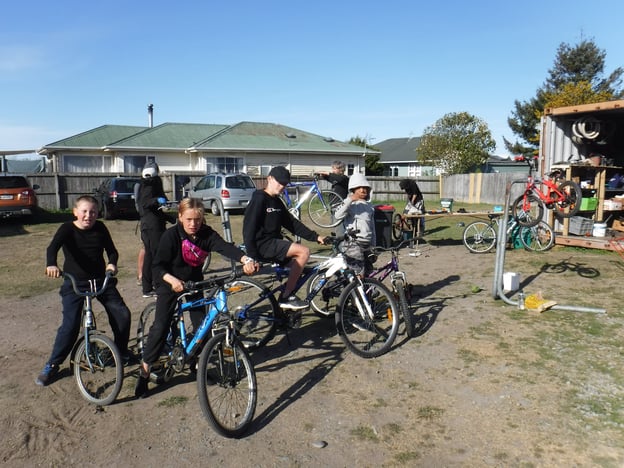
[137,162,175,297]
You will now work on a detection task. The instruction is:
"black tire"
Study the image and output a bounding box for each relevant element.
[335,278,400,358]
[73,333,123,406]
[391,212,404,241]
[211,201,220,216]
[308,190,342,228]
[512,193,545,227]
[136,302,157,358]
[197,333,257,438]
[462,221,496,253]
[519,221,555,252]
[394,278,414,338]
[308,272,343,318]
[225,278,278,350]
[552,180,582,219]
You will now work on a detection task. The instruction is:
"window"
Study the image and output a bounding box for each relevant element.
[205,157,243,173]
[347,164,354,176]
[62,155,111,172]
[124,156,151,174]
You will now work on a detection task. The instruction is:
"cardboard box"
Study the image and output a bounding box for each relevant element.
[612,219,624,232]
[604,199,623,211]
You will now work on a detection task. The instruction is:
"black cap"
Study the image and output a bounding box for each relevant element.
[268,166,291,185]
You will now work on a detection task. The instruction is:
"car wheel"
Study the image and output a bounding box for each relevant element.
[211,201,220,216]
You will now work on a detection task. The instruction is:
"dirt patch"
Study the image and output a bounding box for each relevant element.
[1,215,624,466]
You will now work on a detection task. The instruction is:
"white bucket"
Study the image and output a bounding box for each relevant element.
[503,272,520,291]
[593,222,607,237]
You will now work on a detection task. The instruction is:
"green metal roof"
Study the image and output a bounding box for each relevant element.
[375,137,421,162]
[41,125,148,151]
[191,122,376,154]
[107,123,229,150]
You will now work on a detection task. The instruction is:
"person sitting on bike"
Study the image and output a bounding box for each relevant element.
[242,166,327,311]
[399,178,426,235]
[315,160,349,199]
[135,198,259,398]
[334,173,376,276]
[36,195,132,387]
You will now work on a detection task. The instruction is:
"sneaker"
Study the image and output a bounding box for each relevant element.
[35,363,59,386]
[278,294,308,310]
[142,291,157,298]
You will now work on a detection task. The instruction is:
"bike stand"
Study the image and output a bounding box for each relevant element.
[491,179,605,314]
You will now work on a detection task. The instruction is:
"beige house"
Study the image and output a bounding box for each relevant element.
[38,121,376,178]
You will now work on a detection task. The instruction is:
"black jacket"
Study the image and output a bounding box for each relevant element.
[138,176,174,230]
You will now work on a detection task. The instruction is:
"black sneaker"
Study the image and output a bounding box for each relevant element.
[142,291,157,298]
[135,372,150,398]
[278,294,308,310]
[35,363,59,386]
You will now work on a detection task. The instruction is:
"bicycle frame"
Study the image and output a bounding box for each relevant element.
[281,176,329,216]
[517,156,568,205]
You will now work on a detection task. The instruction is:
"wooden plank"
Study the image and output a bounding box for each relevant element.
[554,235,618,251]
[544,100,624,116]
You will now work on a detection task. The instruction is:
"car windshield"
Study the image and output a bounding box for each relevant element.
[114,179,141,192]
[0,176,29,189]
[226,176,255,189]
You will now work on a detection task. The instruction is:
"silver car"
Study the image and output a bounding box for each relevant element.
[189,173,256,215]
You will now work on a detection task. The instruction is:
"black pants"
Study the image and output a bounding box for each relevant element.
[141,227,164,294]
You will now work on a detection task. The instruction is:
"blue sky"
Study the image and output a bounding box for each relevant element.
[2,0,624,155]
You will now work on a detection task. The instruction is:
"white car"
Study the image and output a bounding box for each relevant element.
[189,173,256,215]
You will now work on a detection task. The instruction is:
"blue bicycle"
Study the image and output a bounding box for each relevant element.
[136,271,257,438]
[281,174,343,228]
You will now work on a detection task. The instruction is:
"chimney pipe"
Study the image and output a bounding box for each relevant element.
[148,104,154,128]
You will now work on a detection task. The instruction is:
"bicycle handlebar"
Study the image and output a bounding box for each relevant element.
[372,239,412,254]
[183,269,241,292]
[62,270,115,297]
[322,229,360,246]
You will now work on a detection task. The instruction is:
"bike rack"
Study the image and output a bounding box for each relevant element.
[492,179,606,314]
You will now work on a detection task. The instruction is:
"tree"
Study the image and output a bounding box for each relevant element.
[417,112,495,175]
[348,136,383,175]
[506,38,624,154]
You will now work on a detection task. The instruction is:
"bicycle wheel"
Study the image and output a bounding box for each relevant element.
[136,302,157,357]
[462,221,496,253]
[391,212,404,241]
[393,277,414,338]
[197,333,257,438]
[307,272,344,318]
[225,278,278,350]
[308,190,342,228]
[520,220,555,252]
[335,278,400,358]
[73,333,123,406]
[512,193,544,227]
[551,180,582,219]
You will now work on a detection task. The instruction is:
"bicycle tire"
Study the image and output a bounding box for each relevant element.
[335,278,400,358]
[197,332,257,438]
[393,278,414,338]
[391,212,404,241]
[307,190,343,228]
[551,180,582,219]
[136,301,157,357]
[73,333,123,406]
[462,221,496,253]
[520,221,555,252]
[512,193,544,227]
[225,277,279,351]
[307,272,343,318]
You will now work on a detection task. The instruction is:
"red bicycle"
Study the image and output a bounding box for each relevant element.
[511,155,582,227]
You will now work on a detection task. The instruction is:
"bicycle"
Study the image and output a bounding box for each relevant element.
[309,239,415,338]
[136,271,257,438]
[281,174,343,228]
[391,212,415,241]
[462,212,555,253]
[226,231,400,358]
[63,271,123,406]
[511,155,582,227]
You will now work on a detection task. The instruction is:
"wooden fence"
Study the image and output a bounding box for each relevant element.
[25,172,523,211]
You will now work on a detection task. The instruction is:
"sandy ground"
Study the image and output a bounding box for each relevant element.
[2,216,624,467]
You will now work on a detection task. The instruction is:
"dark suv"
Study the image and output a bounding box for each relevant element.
[0,175,39,218]
[188,173,255,215]
[94,177,141,219]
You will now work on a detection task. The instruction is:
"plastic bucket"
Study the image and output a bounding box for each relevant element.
[503,272,520,291]
[592,222,607,237]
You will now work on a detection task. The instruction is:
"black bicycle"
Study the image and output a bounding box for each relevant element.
[64,271,123,406]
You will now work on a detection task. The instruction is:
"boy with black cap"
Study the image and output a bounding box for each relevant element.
[243,166,326,311]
